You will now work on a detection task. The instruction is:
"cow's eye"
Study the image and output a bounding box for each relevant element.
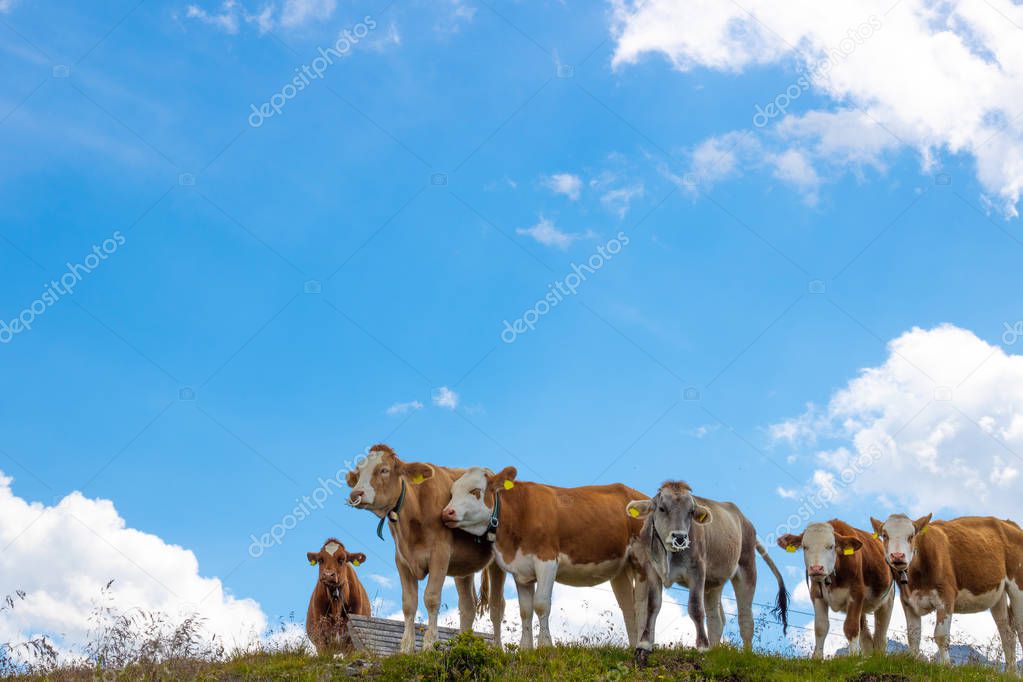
[826,545,834,551]
[470,488,481,499]
[659,506,667,513]
[380,468,389,475]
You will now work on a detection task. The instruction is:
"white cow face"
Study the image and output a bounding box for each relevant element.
[776,523,862,582]
[442,466,515,536]
[873,513,932,570]
[346,445,434,512]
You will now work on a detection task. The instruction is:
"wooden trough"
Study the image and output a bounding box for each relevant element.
[347,614,494,656]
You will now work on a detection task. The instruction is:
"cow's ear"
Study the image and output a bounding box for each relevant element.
[836,534,863,556]
[693,505,712,524]
[345,470,358,487]
[487,466,518,492]
[307,552,319,566]
[626,500,653,519]
[346,552,367,567]
[913,513,933,534]
[401,462,435,485]
[777,533,803,553]
[869,517,884,539]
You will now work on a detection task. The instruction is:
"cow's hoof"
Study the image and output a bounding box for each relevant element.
[634,647,650,667]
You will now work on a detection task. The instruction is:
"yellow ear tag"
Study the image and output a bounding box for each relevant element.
[352,560,361,567]
[872,532,878,539]
[843,547,855,556]
[503,480,514,490]
[309,560,317,566]
[786,545,797,553]
[628,507,640,518]
[411,474,425,485]
[919,526,928,535]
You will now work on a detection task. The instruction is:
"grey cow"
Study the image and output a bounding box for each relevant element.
[627,481,788,664]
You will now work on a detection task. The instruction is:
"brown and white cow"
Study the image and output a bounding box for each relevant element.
[305,538,372,655]
[439,466,650,649]
[347,444,505,652]
[628,481,788,663]
[872,514,1023,667]
[777,520,894,658]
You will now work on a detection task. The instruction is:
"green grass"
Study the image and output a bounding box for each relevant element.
[11,634,1017,681]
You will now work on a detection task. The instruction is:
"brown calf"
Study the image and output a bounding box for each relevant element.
[872,514,1023,667]
[778,520,894,658]
[440,466,650,650]
[347,444,505,652]
[305,538,371,655]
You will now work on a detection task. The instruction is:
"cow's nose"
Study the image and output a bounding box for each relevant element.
[441,507,457,521]
[808,564,825,575]
[890,552,906,562]
[348,490,364,505]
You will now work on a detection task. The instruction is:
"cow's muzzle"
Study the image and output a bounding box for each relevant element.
[441,507,460,528]
[348,491,365,507]
[668,532,691,552]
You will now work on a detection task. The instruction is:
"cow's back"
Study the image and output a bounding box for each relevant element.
[499,482,645,565]
[934,517,1011,595]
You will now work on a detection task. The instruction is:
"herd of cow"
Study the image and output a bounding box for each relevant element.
[303,444,1023,671]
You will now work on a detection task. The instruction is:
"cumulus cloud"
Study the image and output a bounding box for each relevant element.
[542,173,583,200]
[612,0,1023,216]
[432,386,459,410]
[0,471,266,656]
[280,0,335,28]
[516,216,591,250]
[386,400,423,416]
[770,324,1023,518]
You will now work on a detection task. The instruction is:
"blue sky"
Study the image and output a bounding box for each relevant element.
[4,0,1023,655]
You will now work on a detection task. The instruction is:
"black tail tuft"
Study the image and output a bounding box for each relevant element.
[772,584,789,635]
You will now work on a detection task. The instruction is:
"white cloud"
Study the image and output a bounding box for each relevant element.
[612,0,1023,216]
[516,216,590,250]
[432,386,459,410]
[600,184,645,218]
[776,486,798,499]
[185,2,241,34]
[280,0,336,28]
[771,324,1023,517]
[0,471,266,657]
[185,0,335,33]
[542,173,583,200]
[368,574,393,589]
[386,400,423,416]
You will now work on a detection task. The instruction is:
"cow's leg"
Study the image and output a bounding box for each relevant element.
[396,560,420,654]
[635,566,662,664]
[731,566,756,651]
[533,560,558,647]
[515,578,536,649]
[872,592,894,654]
[992,592,1017,673]
[633,568,650,650]
[486,562,507,649]
[844,598,863,655]
[858,610,873,655]
[610,570,638,648]
[933,603,953,665]
[422,548,452,651]
[811,595,829,659]
[905,605,922,658]
[688,567,710,650]
[1007,582,1023,673]
[704,585,725,647]
[454,575,476,632]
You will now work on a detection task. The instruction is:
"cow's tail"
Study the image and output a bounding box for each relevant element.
[476,567,490,619]
[756,541,789,635]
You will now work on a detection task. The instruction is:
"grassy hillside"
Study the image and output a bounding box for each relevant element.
[9,634,1017,681]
